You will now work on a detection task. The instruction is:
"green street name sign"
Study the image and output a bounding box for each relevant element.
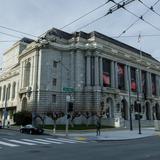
[63,87,74,93]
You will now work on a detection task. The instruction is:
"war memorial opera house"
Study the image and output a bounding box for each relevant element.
[0,28,160,127]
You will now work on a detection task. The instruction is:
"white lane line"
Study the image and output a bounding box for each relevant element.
[21,139,51,144]
[34,139,62,144]
[45,138,75,144]
[7,140,36,145]
[58,138,88,143]
[0,141,20,147]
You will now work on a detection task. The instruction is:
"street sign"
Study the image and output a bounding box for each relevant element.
[63,87,74,93]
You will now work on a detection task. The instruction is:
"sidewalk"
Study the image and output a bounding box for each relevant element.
[48,128,158,141]
[5,126,159,141]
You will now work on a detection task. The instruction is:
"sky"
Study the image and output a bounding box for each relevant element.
[1,0,160,68]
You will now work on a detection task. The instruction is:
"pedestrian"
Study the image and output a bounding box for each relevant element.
[96,118,101,136]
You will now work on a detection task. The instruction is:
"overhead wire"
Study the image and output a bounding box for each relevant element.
[39,0,111,38]
[76,0,136,31]
[138,0,160,17]
[0,31,22,39]
[116,0,160,37]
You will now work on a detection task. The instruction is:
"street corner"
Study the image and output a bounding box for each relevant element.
[72,136,88,141]
[155,131,160,136]
[72,136,101,142]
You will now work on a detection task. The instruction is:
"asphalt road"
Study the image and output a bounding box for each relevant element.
[0,129,160,160]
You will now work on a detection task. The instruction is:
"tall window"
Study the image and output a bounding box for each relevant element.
[117,63,125,90]
[52,94,56,103]
[53,61,58,68]
[102,58,111,87]
[24,62,31,87]
[130,67,137,92]
[3,85,6,101]
[151,73,156,96]
[142,71,147,98]
[0,87,1,101]
[7,84,11,100]
[52,78,57,86]
[12,82,16,99]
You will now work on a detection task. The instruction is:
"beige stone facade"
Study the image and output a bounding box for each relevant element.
[0,28,160,127]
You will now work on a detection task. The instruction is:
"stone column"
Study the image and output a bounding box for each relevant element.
[125,65,129,91]
[156,75,160,97]
[94,55,99,86]
[136,68,141,94]
[115,62,118,88]
[70,51,74,88]
[33,51,39,91]
[146,72,151,97]
[86,51,91,86]
[127,66,131,91]
[30,56,34,86]
[99,57,103,87]
[111,61,115,88]
[139,70,142,95]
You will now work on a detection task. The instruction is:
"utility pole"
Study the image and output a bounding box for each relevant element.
[137,33,142,134]
[128,66,133,131]
[3,86,8,128]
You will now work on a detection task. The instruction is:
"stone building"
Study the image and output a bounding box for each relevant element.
[0,27,160,127]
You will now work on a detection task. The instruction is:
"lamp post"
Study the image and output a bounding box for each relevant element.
[3,86,8,128]
[128,66,133,131]
[136,69,142,134]
[56,60,72,137]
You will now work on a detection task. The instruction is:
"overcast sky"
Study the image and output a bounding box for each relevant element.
[1,0,160,68]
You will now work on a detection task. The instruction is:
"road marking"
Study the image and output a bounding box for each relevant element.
[21,139,51,144]
[46,138,76,144]
[0,141,20,147]
[7,140,36,145]
[58,138,88,143]
[34,139,62,144]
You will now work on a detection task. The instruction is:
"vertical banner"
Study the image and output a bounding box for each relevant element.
[117,63,125,90]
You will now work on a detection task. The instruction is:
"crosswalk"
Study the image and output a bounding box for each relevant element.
[0,137,87,149]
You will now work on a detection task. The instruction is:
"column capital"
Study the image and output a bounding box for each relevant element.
[85,50,92,57]
[93,50,100,57]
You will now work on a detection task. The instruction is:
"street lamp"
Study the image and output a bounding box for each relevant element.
[3,86,8,128]
[55,60,72,137]
[127,66,133,131]
[136,68,142,134]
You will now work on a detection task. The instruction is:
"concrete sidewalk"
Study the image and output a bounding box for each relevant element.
[52,128,158,141]
[4,126,159,141]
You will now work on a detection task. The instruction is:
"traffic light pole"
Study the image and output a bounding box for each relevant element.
[65,95,70,137]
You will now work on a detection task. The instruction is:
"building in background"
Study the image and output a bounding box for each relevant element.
[0,28,160,127]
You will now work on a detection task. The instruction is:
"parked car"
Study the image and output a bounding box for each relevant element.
[20,124,44,134]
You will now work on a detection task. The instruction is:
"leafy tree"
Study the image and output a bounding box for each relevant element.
[13,111,32,125]
[47,111,64,134]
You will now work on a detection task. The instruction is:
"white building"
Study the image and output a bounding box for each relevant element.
[0,28,160,127]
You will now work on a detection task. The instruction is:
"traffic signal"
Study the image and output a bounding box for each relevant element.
[68,102,73,112]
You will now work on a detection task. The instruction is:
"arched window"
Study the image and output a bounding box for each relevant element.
[3,85,6,101]
[12,82,16,99]
[24,62,31,87]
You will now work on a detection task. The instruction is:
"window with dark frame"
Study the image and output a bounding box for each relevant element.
[102,58,111,87]
[53,61,58,68]
[52,94,56,103]
[53,78,57,86]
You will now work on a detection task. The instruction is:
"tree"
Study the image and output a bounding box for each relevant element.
[13,111,32,126]
[70,112,81,127]
[47,111,64,134]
